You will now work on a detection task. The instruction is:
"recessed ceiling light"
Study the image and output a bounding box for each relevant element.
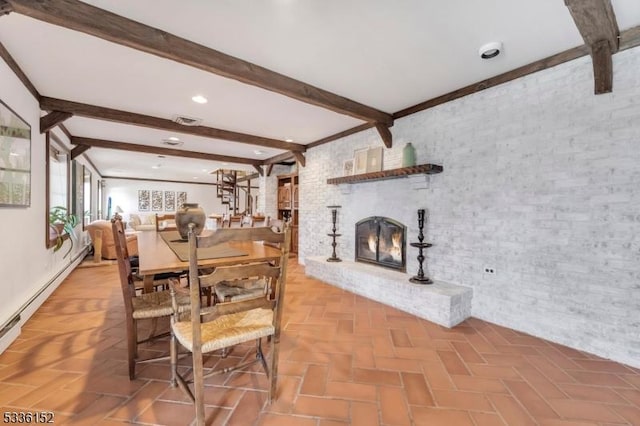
[193,176,199,179]
[168,136,180,141]
[192,95,208,104]
[285,138,293,142]
[479,41,502,59]
[151,164,161,169]
[254,149,265,155]
[222,162,229,166]
[9,152,19,156]
[202,169,208,172]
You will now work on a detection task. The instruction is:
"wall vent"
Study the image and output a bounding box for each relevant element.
[173,115,202,126]
[162,139,184,147]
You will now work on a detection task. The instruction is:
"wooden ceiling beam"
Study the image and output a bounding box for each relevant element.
[70,136,262,166]
[252,165,264,177]
[0,0,12,16]
[8,0,392,126]
[565,0,619,94]
[307,123,375,149]
[292,151,306,168]
[70,144,90,160]
[40,110,72,133]
[41,96,305,152]
[266,164,274,177]
[263,151,296,165]
[237,172,260,183]
[103,175,216,187]
[0,40,40,100]
[375,124,392,148]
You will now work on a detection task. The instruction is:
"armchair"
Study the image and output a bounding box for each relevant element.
[86,219,138,260]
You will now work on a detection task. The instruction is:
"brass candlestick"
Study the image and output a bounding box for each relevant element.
[409,209,433,284]
[326,205,342,262]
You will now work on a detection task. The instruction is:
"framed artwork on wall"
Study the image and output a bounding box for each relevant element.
[151,190,163,211]
[354,148,368,175]
[138,190,150,211]
[164,191,176,211]
[366,147,383,173]
[0,99,31,207]
[177,191,187,208]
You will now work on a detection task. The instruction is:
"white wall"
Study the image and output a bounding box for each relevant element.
[299,47,640,368]
[0,58,91,347]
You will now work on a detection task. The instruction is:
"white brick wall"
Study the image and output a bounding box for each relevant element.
[298,47,640,368]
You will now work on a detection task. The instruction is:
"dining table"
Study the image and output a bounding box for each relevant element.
[137,229,283,293]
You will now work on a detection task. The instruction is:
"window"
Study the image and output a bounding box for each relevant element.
[46,132,70,248]
[83,167,92,227]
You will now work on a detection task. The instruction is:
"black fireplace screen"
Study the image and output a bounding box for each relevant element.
[355,217,406,272]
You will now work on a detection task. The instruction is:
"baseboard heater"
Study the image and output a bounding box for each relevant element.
[0,315,20,340]
[0,246,89,341]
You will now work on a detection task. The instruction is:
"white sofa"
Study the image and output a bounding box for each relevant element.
[127,213,157,231]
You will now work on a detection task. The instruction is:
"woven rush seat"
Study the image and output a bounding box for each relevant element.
[172,308,274,352]
[215,277,266,303]
[132,290,190,319]
[169,225,291,425]
[111,216,191,380]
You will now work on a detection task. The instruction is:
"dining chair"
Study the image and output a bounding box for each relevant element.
[169,224,291,425]
[252,215,269,227]
[241,215,254,227]
[227,215,243,228]
[269,218,284,232]
[111,217,191,380]
[155,213,176,231]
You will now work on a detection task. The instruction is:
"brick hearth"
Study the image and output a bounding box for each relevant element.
[305,256,473,327]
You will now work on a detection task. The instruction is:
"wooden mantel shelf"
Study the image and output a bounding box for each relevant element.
[327,163,443,185]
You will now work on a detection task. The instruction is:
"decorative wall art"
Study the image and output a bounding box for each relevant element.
[0,99,31,207]
[151,190,163,211]
[164,190,176,211]
[138,190,150,211]
[177,191,187,208]
[366,147,383,173]
[353,148,368,175]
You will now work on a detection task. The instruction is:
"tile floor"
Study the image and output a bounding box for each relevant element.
[0,262,639,425]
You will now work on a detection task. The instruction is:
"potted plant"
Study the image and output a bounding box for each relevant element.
[49,206,79,258]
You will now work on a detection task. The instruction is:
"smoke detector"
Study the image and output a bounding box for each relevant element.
[173,115,202,126]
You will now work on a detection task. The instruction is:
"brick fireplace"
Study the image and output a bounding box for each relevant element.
[355,216,406,272]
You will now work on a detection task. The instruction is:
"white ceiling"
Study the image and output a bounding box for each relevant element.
[1,0,639,184]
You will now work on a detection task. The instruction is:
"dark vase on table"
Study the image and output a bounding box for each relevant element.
[175,203,206,239]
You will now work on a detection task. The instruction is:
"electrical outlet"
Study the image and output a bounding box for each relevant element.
[483,266,496,275]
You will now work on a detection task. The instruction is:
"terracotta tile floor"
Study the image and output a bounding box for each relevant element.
[1,262,639,425]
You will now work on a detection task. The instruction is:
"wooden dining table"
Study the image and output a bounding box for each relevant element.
[137,230,283,293]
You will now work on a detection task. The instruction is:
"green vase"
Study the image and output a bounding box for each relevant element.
[402,142,416,167]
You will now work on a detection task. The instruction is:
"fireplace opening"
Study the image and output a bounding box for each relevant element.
[355,217,406,272]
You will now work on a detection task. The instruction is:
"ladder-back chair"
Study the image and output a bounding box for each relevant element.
[111,217,190,379]
[169,224,291,425]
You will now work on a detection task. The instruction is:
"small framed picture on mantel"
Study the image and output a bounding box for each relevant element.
[354,148,368,175]
[343,159,354,176]
[366,147,383,173]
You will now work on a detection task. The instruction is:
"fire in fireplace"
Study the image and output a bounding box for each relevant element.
[355,217,406,272]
